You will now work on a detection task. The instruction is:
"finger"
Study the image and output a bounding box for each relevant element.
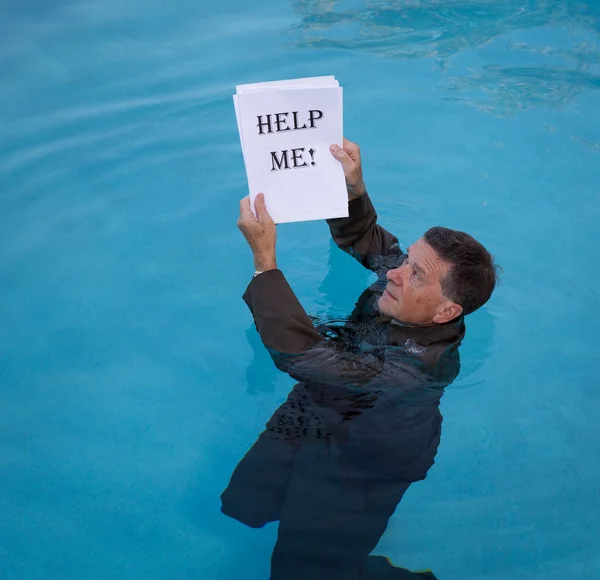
[330,143,355,173]
[239,196,253,217]
[254,193,273,223]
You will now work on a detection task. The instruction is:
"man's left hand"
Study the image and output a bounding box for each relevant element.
[237,193,277,272]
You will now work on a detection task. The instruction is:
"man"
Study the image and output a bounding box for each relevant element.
[221,139,500,579]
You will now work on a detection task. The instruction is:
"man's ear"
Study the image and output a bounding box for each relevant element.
[432,301,463,324]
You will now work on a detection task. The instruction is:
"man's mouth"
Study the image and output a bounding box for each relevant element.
[383,287,398,302]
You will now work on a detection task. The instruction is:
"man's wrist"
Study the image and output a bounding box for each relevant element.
[253,253,277,272]
[348,180,366,200]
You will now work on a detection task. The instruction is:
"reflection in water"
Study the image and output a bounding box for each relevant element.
[222,279,465,580]
[291,0,600,114]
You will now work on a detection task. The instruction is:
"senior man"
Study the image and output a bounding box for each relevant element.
[221,139,500,580]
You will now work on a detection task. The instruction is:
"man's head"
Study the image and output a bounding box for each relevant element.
[378,227,500,325]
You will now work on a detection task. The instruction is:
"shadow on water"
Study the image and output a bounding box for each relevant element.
[290,0,600,116]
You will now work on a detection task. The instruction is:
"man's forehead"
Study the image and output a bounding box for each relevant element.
[408,238,448,272]
[407,238,432,256]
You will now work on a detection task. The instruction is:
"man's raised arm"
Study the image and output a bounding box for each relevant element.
[237,194,396,386]
[327,139,403,272]
[238,194,324,357]
[243,269,323,355]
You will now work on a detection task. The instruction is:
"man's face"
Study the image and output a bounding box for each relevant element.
[378,238,459,325]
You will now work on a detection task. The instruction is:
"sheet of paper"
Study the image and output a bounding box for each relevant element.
[237,86,347,223]
[236,76,337,94]
[233,95,244,162]
[234,76,339,159]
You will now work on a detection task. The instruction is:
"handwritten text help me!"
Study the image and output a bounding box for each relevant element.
[256,110,324,171]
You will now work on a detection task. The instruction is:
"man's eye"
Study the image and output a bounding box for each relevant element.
[412,269,419,280]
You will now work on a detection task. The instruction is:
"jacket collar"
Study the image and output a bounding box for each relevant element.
[385,316,466,347]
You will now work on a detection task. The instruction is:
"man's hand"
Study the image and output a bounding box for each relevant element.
[237,193,277,272]
[330,138,366,201]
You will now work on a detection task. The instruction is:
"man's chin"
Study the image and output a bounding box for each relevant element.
[377,295,394,318]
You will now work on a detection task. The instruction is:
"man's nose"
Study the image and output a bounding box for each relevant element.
[387,266,404,285]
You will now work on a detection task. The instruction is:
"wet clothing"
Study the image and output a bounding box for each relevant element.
[221,193,464,580]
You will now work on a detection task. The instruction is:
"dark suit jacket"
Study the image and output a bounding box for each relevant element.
[242,193,465,481]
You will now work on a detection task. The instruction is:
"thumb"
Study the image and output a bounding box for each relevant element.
[254,193,273,223]
[330,144,355,173]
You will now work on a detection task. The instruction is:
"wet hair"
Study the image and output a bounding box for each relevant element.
[423,226,501,316]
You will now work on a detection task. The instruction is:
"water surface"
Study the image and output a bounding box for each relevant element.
[1,1,599,579]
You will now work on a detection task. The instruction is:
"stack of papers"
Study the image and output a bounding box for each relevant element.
[233,76,348,224]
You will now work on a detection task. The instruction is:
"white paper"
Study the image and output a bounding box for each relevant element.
[234,76,339,161]
[236,76,338,94]
[236,86,347,223]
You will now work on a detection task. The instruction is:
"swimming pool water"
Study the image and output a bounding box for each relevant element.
[1,1,599,579]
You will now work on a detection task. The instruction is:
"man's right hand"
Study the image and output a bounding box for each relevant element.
[330,138,366,201]
[237,194,277,272]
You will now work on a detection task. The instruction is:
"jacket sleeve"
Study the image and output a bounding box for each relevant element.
[326,192,404,273]
[243,269,381,383]
[243,269,324,356]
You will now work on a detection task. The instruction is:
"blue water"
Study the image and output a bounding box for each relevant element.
[1,1,599,579]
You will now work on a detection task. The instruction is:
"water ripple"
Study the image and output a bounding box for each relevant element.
[290,0,600,111]
[292,0,600,57]
[444,64,600,115]
[571,135,600,153]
